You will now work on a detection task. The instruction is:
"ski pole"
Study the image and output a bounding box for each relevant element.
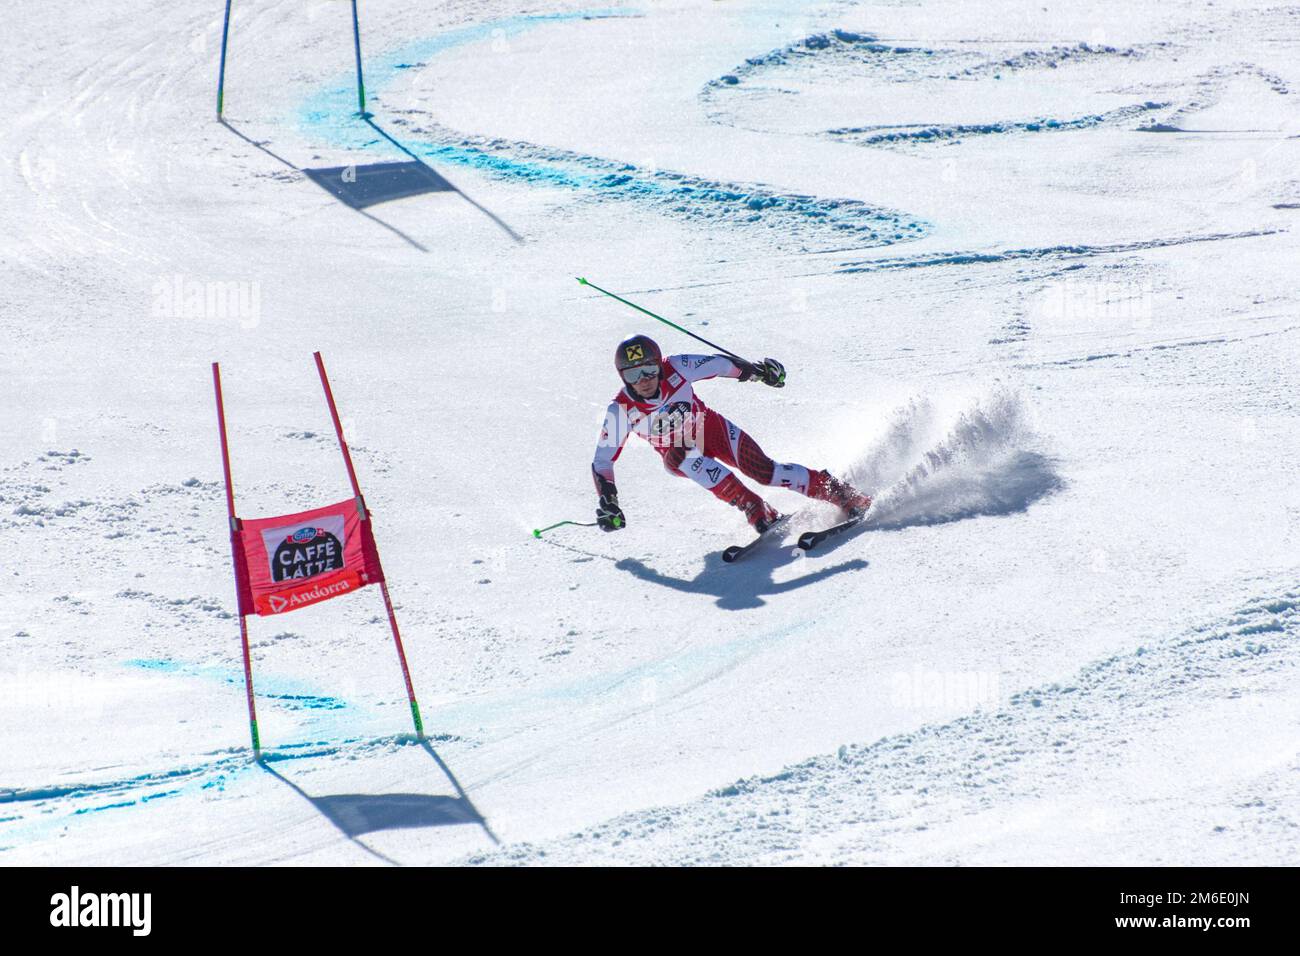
[533,520,599,538]
[577,277,751,365]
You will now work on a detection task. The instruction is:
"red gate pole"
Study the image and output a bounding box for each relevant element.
[313,351,425,739]
[213,362,262,759]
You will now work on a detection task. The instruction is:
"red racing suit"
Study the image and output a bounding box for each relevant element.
[592,354,813,505]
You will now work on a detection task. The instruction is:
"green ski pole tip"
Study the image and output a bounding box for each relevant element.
[532,528,541,538]
[576,276,588,285]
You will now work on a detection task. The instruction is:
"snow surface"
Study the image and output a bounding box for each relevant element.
[1,0,1298,865]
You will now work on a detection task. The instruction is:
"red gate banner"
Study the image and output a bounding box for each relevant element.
[233,498,385,616]
[213,353,424,753]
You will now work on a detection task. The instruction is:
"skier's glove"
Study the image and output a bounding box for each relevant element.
[748,357,785,388]
[594,476,625,532]
[596,491,625,532]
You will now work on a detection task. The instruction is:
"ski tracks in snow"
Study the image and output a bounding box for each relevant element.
[461,586,1300,865]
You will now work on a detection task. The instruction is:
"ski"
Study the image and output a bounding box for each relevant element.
[796,512,867,552]
[722,514,792,563]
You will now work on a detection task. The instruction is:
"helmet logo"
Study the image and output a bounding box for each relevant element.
[624,344,645,362]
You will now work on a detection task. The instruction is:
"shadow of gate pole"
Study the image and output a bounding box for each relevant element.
[219,117,526,249]
[362,116,525,244]
[258,738,498,864]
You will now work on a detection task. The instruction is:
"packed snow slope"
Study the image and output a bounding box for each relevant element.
[1,0,1298,865]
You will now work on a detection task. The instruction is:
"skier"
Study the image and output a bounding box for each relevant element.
[592,334,871,535]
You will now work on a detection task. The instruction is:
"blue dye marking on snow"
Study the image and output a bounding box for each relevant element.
[388,137,922,247]
[126,657,180,672]
[829,103,1169,147]
[260,693,346,710]
[299,10,631,126]
[293,11,928,251]
[834,229,1279,275]
[0,733,425,848]
[124,658,348,711]
[700,29,941,95]
[706,30,1172,151]
[74,800,135,815]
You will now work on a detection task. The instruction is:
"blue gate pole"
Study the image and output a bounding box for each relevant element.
[351,0,367,116]
[217,0,233,118]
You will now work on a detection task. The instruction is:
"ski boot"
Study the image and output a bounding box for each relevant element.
[745,498,782,533]
[808,469,873,517]
[714,474,781,532]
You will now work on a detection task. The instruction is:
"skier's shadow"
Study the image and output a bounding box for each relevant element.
[259,738,498,864]
[614,536,868,610]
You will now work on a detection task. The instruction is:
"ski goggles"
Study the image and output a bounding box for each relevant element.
[620,363,661,384]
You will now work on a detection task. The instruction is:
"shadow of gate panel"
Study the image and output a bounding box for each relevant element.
[302,161,455,210]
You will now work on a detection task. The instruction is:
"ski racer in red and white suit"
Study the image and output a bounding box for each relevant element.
[592,335,870,533]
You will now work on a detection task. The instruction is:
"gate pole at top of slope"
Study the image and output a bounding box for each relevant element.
[350,0,367,116]
[216,0,233,118]
[212,362,262,759]
[312,351,423,738]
